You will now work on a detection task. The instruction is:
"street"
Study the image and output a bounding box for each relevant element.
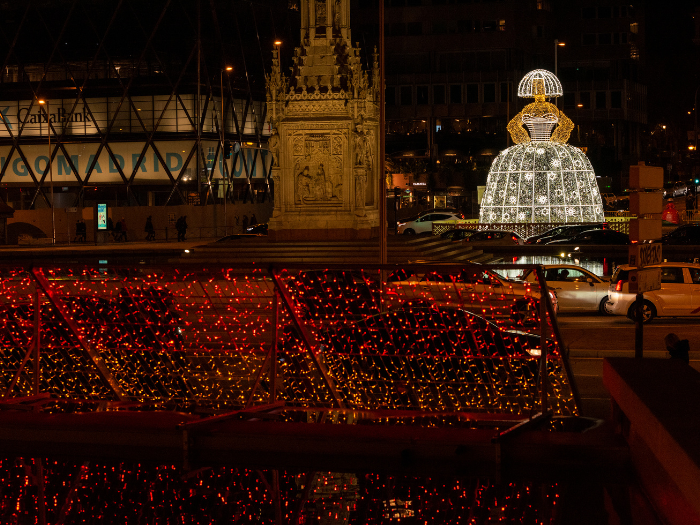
[557,312,700,419]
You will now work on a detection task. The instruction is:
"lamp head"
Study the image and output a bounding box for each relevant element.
[225,66,233,72]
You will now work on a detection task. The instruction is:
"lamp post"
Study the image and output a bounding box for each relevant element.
[38,99,55,244]
[554,39,565,76]
[220,66,233,235]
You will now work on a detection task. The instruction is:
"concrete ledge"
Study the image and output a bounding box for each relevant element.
[603,357,700,525]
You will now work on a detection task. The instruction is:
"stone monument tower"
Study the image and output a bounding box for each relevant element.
[265,0,380,241]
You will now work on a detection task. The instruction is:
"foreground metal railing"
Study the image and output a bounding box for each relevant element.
[0,263,577,421]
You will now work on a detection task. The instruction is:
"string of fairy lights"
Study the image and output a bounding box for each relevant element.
[0,459,564,524]
[0,265,576,418]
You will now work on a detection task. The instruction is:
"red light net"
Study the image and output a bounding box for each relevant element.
[0,460,564,525]
[0,263,576,419]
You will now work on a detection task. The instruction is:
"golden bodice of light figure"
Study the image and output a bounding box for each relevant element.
[506,94,574,144]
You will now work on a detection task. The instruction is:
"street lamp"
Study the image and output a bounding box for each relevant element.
[220,66,232,235]
[38,99,55,244]
[554,39,565,76]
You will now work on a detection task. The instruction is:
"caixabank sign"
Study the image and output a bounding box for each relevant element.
[0,96,271,183]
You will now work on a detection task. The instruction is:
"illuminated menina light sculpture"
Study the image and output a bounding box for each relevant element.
[479,69,604,224]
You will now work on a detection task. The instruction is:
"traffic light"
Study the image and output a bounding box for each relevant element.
[223,141,232,159]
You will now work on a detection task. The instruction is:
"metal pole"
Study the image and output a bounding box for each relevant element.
[46,101,55,245]
[270,288,279,403]
[379,0,386,265]
[635,292,644,358]
[221,69,226,236]
[34,288,40,395]
[538,269,549,413]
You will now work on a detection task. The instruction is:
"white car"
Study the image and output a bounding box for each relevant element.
[607,262,700,322]
[397,212,464,235]
[520,264,611,314]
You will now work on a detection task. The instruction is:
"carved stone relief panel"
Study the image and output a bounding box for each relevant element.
[293,132,344,205]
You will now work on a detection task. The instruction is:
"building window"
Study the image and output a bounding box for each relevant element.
[450,84,462,104]
[533,25,544,38]
[417,86,429,105]
[620,32,628,44]
[596,91,606,109]
[483,83,496,103]
[458,20,473,33]
[407,22,422,35]
[391,23,406,36]
[386,87,396,106]
[581,6,595,18]
[500,82,510,102]
[499,19,506,31]
[611,91,622,109]
[597,6,611,18]
[433,22,448,34]
[563,92,575,107]
[582,33,596,45]
[433,85,446,104]
[630,22,638,34]
[466,84,478,103]
[483,20,498,32]
[536,0,550,10]
[400,86,412,105]
[598,33,611,45]
[578,92,591,109]
[474,20,481,32]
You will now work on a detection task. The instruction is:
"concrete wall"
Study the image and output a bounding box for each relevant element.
[7,202,274,244]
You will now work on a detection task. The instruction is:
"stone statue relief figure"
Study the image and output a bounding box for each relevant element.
[267,131,280,167]
[353,122,372,168]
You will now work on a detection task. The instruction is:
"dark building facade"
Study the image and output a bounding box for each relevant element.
[353,0,647,194]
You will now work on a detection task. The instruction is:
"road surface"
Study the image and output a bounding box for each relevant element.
[556,312,700,419]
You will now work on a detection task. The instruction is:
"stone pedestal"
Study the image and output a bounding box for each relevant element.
[265,0,380,241]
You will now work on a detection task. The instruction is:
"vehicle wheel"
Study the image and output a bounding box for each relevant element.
[627,300,656,323]
[599,296,613,315]
[403,228,415,235]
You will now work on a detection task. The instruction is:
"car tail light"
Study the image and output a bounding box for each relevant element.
[512,235,519,244]
[615,280,626,292]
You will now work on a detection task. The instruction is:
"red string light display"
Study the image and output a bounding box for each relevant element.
[0,264,575,417]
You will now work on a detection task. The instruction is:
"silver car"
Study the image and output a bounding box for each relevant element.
[608,262,700,322]
[521,264,610,314]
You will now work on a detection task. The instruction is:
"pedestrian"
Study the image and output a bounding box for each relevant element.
[119,217,128,241]
[145,216,155,241]
[665,333,690,363]
[176,215,188,241]
[250,214,257,226]
[176,216,183,241]
[74,219,86,242]
[242,214,249,232]
[113,219,122,242]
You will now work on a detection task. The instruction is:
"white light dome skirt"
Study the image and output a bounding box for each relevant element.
[479,142,605,224]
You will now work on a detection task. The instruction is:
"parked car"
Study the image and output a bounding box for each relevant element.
[397,212,465,235]
[520,264,611,314]
[440,228,477,242]
[526,223,607,244]
[661,224,700,245]
[546,229,630,245]
[463,230,524,245]
[246,223,268,235]
[385,266,557,327]
[607,262,700,322]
